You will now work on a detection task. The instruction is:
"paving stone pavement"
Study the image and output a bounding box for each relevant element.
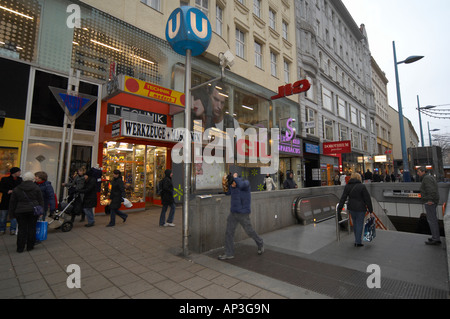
[0,207,322,299]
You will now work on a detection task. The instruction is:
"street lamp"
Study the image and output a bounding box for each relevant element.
[393,41,424,182]
[416,95,437,147]
[427,121,440,146]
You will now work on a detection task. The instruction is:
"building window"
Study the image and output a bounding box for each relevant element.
[339,124,348,141]
[350,106,358,125]
[270,51,277,77]
[254,41,262,69]
[338,97,346,120]
[269,9,276,30]
[236,28,245,59]
[323,118,334,141]
[283,60,290,83]
[282,20,288,40]
[306,108,316,136]
[141,0,161,11]
[322,86,333,112]
[360,112,366,129]
[216,5,223,37]
[195,0,209,15]
[253,0,261,18]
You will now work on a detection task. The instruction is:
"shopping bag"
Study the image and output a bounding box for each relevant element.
[36,221,48,241]
[363,216,376,242]
[122,198,133,208]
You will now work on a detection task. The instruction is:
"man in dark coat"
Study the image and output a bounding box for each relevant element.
[159,169,176,227]
[218,173,264,260]
[0,167,22,235]
[78,169,97,227]
[283,171,297,189]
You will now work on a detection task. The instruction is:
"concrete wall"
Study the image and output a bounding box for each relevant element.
[188,183,450,254]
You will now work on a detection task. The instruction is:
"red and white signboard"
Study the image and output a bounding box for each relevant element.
[323,140,352,155]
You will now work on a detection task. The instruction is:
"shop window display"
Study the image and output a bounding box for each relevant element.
[101,143,145,206]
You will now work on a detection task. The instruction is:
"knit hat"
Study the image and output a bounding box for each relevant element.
[10,167,21,175]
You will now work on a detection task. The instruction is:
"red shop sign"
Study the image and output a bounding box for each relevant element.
[323,140,352,155]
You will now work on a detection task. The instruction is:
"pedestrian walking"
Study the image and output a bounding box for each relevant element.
[159,169,175,227]
[34,171,56,221]
[62,167,86,222]
[283,171,297,189]
[106,170,128,227]
[78,169,97,227]
[8,172,43,253]
[337,172,374,247]
[0,167,21,235]
[417,167,441,245]
[264,174,277,191]
[219,173,264,260]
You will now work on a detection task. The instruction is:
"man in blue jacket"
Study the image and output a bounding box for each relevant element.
[219,173,264,260]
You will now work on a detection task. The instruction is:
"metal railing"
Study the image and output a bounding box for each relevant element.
[335,204,350,241]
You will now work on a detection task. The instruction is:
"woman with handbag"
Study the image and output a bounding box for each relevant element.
[337,172,374,247]
[8,172,44,253]
[106,170,128,227]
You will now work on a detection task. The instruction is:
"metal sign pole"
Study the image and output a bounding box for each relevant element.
[182,49,192,257]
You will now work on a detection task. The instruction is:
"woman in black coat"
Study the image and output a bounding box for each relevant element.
[78,169,97,227]
[106,170,128,227]
[337,172,374,247]
[9,172,43,252]
[159,169,175,227]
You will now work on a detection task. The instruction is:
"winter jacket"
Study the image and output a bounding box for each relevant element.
[78,176,97,208]
[337,179,373,214]
[8,181,43,218]
[36,181,56,213]
[0,175,22,210]
[283,174,297,189]
[161,169,174,205]
[109,177,125,210]
[264,176,276,191]
[419,174,439,204]
[230,177,251,214]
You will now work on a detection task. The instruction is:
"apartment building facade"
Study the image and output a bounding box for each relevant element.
[293,0,376,185]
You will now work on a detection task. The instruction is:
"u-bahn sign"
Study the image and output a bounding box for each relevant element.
[165,6,212,56]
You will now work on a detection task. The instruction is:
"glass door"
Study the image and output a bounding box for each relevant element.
[145,146,166,206]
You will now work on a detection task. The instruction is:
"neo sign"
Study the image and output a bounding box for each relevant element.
[271,79,311,100]
[165,6,212,57]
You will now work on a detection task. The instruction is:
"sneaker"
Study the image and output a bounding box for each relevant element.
[257,245,264,255]
[164,223,175,227]
[218,255,234,260]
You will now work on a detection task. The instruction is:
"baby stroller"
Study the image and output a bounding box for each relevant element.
[46,194,78,232]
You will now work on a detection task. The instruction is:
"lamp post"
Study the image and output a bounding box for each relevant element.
[393,41,424,182]
[416,95,437,147]
[427,121,440,146]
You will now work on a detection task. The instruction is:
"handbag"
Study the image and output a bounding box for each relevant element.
[36,221,48,241]
[363,216,376,242]
[22,190,45,216]
[122,197,133,208]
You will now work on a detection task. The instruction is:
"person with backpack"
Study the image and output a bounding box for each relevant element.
[337,172,374,247]
[159,169,175,227]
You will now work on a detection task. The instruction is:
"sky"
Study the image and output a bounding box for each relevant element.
[342,0,450,145]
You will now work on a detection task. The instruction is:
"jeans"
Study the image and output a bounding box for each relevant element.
[15,212,37,252]
[0,210,17,232]
[109,208,128,226]
[349,210,366,245]
[224,213,263,257]
[424,203,440,241]
[83,207,95,225]
[159,203,175,225]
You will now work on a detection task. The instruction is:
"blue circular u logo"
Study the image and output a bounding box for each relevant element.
[166,6,212,57]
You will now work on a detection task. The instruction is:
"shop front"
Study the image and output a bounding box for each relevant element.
[278,128,303,189]
[303,138,321,188]
[98,75,185,213]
